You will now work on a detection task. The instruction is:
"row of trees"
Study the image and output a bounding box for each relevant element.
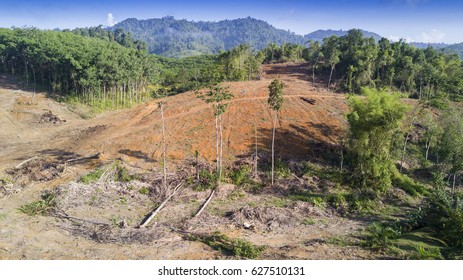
[0,28,159,109]
[260,30,463,101]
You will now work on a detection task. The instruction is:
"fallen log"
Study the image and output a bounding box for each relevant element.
[194,188,215,218]
[139,181,184,228]
[15,156,39,169]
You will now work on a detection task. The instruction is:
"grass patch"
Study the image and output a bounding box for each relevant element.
[326,235,355,247]
[392,170,428,196]
[302,218,316,226]
[18,193,56,216]
[264,159,291,179]
[79,168,105,184]
[290,192,326,208]
[79,161,138,184]
[188,231,265,259]
[139,186,149,195]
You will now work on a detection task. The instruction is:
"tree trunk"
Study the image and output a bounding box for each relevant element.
[219,114,223,179]
[425,140,431,161]
[31,65,36,103]
[254,115,258,176]
[215,113,219,175]
[328,64,335,87]
[312,64,316,85]
[271,110,277,186]
[159,101,167,194]
[400,132,411,173]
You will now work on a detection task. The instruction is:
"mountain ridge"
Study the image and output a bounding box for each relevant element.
[111,16,461,58]
[111,16,382,57]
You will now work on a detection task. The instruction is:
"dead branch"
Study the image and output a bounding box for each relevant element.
[291,173,304,184]
[139,181,184,228]
[15,156,39,169]
[53,210,109,226]
[194,188,215,218]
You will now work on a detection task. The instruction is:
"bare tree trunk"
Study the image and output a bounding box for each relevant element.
[271,110,277,186]
[195,150,200,182]
[215,114,219,175]
[312,64,316,85]
[253,92,258,176]
[452,173,456,194]
[159,101,167,193]
[328,64,335,87]
[425,140,431,161]
[31,65,36,103]
[340,144,344,172]
[400,132,411,173]
[219,114,223,179]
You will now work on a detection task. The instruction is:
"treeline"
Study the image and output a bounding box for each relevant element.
[157,44,263,94]
[261,29,463,101]
[69,25,148,52]
[0,28,158,109]
[0,27,263,109]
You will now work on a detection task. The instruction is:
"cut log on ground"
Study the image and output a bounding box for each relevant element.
[194,188,216,218]
[15,156,39,169]
[139,181,184,228]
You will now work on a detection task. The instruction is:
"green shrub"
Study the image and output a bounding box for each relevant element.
[18,193,56,216]
[290,192,326,208]
[265,159,291,179]
[417,187,463,248]
[364,222,401,251]
[79,168,104,184]
[194,170,219,191]
[229,165,251,186]
[139,186,149,195]
[409,246,444,260]
[327,193,348,210]
[189,231,265,259]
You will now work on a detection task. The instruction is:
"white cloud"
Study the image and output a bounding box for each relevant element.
[417,29,446,43]
[389,29,446,43]
[106,13,117,27]
[388,35,401,42]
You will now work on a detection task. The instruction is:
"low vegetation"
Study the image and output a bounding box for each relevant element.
[187,231,265,259]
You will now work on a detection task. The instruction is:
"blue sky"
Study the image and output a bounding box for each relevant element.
[1,0,462,43]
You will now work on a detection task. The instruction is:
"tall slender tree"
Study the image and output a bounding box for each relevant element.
[268,79,284,186]
[196,85,234,179]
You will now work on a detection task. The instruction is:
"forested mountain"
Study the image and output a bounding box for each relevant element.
[409,42,448,49]
[304,29,382,42]
[112,17,385,57]
[111,16,306,57]
[443,42,463,58]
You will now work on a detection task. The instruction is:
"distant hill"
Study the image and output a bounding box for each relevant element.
[304,29,382,42]
[111,16,456,58]
[112,16,306,57]
[409,42,449,49]
[112,17,385,57]
[443,43,463,58]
